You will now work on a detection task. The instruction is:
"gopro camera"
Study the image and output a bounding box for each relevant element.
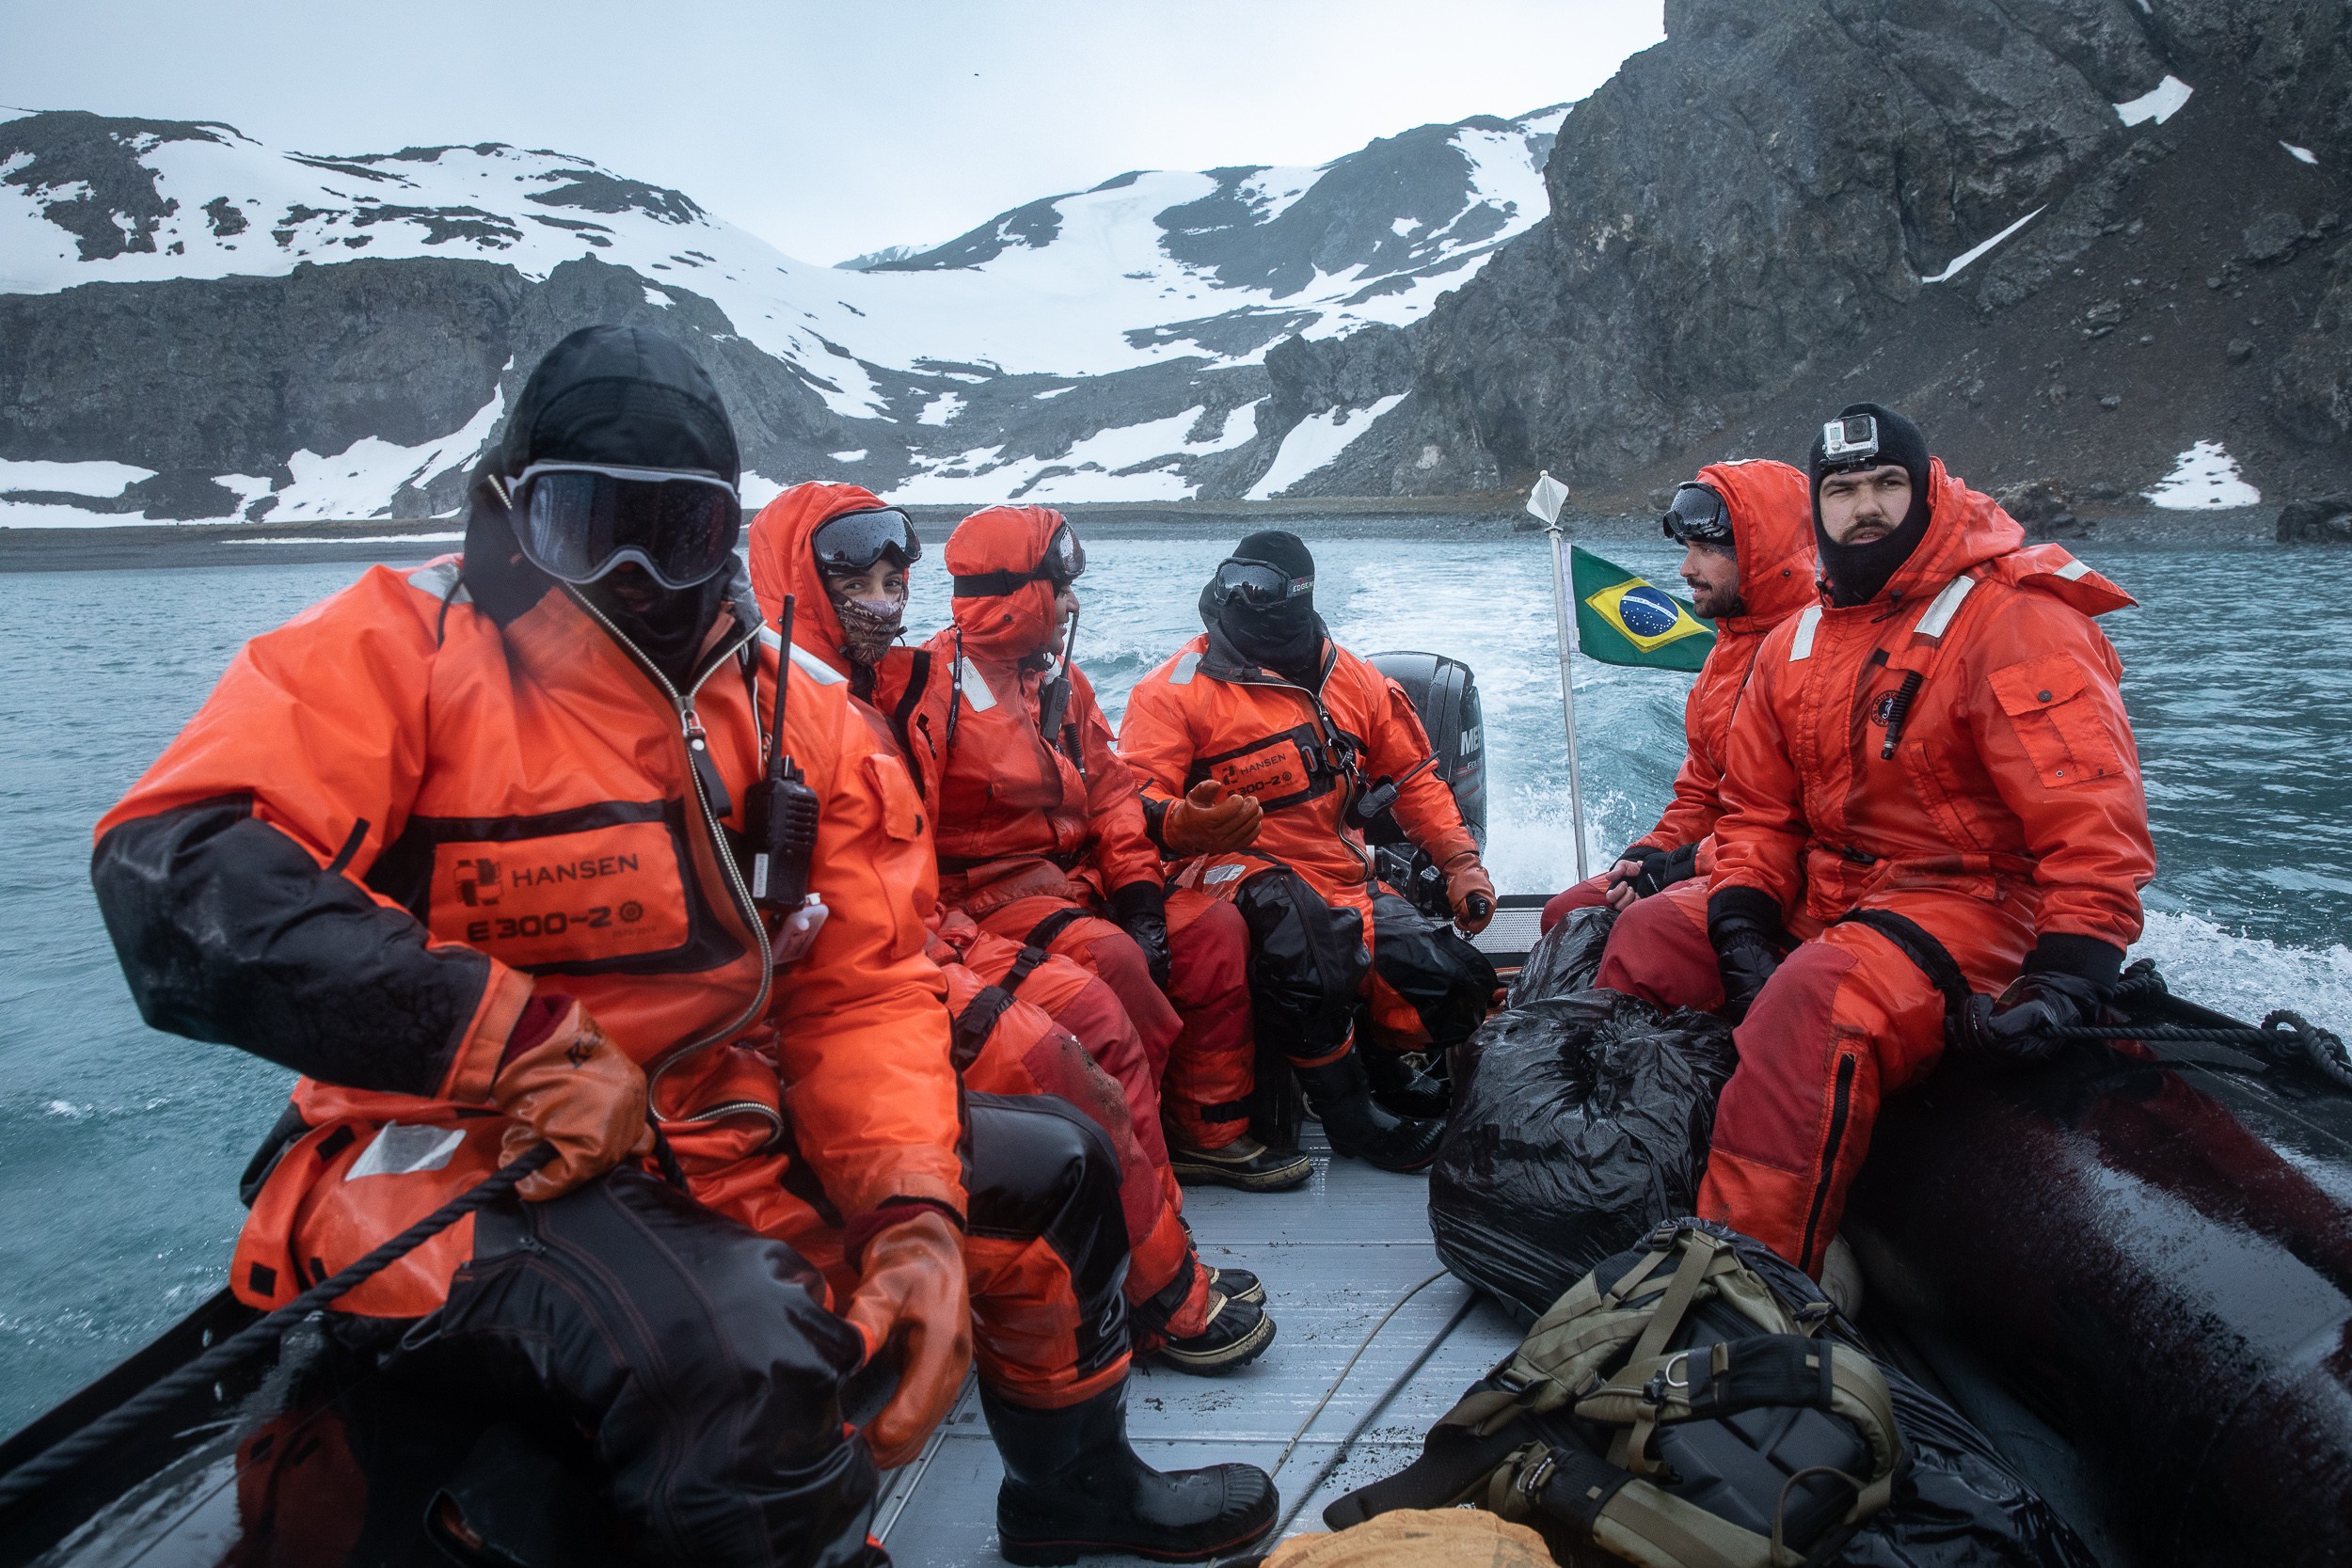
[1821,414,1880,466]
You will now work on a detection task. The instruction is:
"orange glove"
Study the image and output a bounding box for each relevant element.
[488,994,655,1202]
[1442,852,1497,935]
[844,1209,972,1468]
[1162,778,1263,856]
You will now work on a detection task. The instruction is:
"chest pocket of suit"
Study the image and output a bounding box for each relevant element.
[1196,724,1338,814]
[1988,655,2124,790]
[425,816,691,967]
[865,752,927,842]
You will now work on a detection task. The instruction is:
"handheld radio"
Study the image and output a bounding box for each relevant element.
[745,594,820,915]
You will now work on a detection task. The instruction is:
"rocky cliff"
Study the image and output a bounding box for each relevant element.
[1311,0,2352,509]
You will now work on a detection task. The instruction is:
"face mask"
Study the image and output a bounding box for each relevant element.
[1216,593,1322,680]
[834,593,905,665]
[1815,484,1932,608]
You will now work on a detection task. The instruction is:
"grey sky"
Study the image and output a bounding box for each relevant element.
[1,0,1663,264]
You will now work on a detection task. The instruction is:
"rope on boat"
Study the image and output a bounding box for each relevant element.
[2043,1010,2352,1093]
[1262,1273,1480,1547]
[0,1142,556,1516]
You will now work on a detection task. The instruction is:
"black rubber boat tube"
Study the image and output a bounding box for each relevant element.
[0,1142,555,1515]
[1848,1002,2352,1567]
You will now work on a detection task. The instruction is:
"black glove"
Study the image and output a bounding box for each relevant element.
[1109,881,1173,990]
[1708,887,1788,1022]
[1617,842,1699,898]
[1961,935,2122,1063]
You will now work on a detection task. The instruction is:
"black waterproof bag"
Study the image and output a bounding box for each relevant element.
[1433,986,1738,1322]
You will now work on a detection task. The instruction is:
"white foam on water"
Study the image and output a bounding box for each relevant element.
[2131,910,2352,1036]
[2284,142,2321,166]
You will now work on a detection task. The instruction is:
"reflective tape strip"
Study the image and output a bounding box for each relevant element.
[405,559,469,604]
[1915,575,1979,640]
[2055,557,2090,580]
[787,641,846,686]
[346,1123,465,1181]
[1168,650,1202,687]
[1788,606,1823,661]
[957,657,997,711]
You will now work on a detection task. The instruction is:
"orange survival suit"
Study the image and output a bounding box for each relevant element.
[1118,561,1494,1155]
[1606,453,2154,1274]
[93,512,1132,1416]
[746,483,1220,1344]
[1541,459,1817,951]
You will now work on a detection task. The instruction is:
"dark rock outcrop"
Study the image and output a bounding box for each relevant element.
[2276,492,2352,542]
[1324,0,2352,505]
[1995,479,2092,539]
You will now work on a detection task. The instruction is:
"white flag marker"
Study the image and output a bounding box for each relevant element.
[1528,469,1590,880]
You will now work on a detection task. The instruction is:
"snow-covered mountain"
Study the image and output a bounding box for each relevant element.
[0,103,1563,525]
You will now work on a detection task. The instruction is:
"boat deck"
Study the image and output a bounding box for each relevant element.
[875,898,1549,1563]
[875,1126,1524,1563]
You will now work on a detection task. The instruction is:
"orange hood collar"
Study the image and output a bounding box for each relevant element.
[1694,459,1817,631]
[748,482,895,675]
[1872,460,2136,618]
[946,504,1066,660]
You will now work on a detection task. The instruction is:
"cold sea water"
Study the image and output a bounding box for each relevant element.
[3,531,2348,1430]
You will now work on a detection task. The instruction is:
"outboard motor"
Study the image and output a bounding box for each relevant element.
[1362,652,1485,914]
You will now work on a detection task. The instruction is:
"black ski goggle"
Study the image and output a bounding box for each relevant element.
[511,462,741,590]
[1661,483,1735,548]
[951,522,1088,597]
[1209,558,1312,609]
[1042,522,1086,587]
[811,507,922,575]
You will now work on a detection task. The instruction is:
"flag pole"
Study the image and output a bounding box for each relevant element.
[1529,470,1591,882]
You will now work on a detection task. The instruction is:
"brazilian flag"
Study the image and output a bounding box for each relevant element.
[1570,546,1716,672]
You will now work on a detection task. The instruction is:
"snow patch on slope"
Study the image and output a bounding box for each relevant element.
[2115,76,2193,128]
[1247,394,1406,499]
[270,385,506,522]
[2144,440,2260,509]
[0,457,154,496]
[1921,206,2043,283]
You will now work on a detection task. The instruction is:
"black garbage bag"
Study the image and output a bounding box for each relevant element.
[1430,987,1736,1323]
[1504,903,1616,1007]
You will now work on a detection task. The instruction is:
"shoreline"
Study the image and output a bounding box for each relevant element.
[0,494,2287,573]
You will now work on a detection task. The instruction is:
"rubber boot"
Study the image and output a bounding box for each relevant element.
[1296,1053,1444,1172]
[1362,1047,1450,1118]
[983,1382,1278,1565]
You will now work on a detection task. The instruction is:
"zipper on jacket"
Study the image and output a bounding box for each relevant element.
[564,589,773,1103]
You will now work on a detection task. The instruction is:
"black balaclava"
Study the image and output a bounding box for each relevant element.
[501,325,742,685]
[1809,401,1931,609]
[1212,529,1325,683]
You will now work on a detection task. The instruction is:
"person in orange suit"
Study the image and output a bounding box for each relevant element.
[920,505,1310,1194]
[92,329,1276,1566]
[1601,403,2153,1276]
[1544,460,1818,941]
[746,483,1280,1376]
[1119,531,1498,1174]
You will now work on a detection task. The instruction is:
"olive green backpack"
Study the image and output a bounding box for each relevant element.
[1328,1222,1906,1568]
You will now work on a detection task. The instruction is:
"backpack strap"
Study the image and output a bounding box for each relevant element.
[1022,906,1090,952]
